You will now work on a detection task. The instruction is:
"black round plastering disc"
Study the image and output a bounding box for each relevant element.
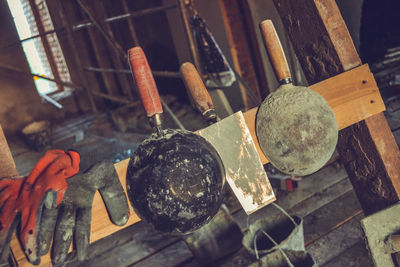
[126,129,225,234]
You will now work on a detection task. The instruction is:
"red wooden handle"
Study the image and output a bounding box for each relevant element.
[180,63,214,114]
[128,46,162,117]
[259,20,292,82]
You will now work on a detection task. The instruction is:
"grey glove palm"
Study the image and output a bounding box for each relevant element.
[38,160,129,265]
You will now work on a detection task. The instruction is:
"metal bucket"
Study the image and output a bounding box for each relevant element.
[242,214,304,257]
[21,121,51,151]
[183,204,243,264]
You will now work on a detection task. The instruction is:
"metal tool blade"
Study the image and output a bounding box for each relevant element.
[197,111,275,214]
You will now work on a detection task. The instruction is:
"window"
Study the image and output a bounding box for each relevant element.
[7,0,72,97]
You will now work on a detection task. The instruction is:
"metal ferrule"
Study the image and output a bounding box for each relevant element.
[279,77,293,85]
[202,109,220,125]
[149,113,163,136]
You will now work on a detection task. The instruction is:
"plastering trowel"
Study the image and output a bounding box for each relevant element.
[181,62,275,214]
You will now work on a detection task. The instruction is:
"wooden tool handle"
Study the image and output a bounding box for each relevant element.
[180,62,214,114]
[128,46,162,117]
[259,20,292,83]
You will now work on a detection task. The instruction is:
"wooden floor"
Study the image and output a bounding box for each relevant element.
[9,108,394,266]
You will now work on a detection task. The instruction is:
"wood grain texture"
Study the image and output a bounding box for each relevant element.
[180,63,214,114]
[307,213,365,265]
[274,0,400,215]
[323,241,373,267]
[303,190,361,244]
[244,64,385,165]
[128,47,162,117]
[0,125,18,178]
[69,222,180,267]
[338,114,400,215]
[273,0,357,82]
[259,20,291,81]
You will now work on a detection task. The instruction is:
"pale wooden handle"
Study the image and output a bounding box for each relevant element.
[128,46,162,117]
[259,20,291,82]
[0,124,18,178]
[180,63,214,114]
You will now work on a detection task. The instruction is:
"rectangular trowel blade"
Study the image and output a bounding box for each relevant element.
[197,111,275,214]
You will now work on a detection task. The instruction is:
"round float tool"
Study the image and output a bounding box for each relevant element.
[256,20,338,176]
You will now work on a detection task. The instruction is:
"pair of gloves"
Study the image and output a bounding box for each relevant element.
[0,150,129,265]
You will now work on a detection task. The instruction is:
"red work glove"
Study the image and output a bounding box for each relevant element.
[0,149,80,265]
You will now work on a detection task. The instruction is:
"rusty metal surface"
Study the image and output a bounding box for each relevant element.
[197,111,275,214]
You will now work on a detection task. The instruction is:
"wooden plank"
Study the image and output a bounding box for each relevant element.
[97,1,134,101]
[56,0,98,113]
[0,125,18,178]
[244,64,385,164]
[306,213,365,265]
[274,0,400,216]
[28,0,64,92]
[67,223,180,267]
[86,24,120,97]
[133,240,193,267]
[323,241,373,267]
[121,0,140,45]
[303,190,361,244]
[290,177,353,219]
[0,124,18,265]
[233,162,348,229]
[219,0,261,109]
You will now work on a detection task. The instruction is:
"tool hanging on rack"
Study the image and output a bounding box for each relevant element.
[187,1,235,88]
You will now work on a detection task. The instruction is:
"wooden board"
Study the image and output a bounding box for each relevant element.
[244,64,385,164]
[307,213,365,265]
[10,64,384,266]
[323,241,373,267]
[0,125,18,178]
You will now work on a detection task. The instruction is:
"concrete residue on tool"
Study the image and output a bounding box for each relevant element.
[198,112,275,214]
[256,85,338,176]
[126,129,225,233]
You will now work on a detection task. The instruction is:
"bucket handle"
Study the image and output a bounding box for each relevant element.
[254,229,294,267]
[272,202,298,226]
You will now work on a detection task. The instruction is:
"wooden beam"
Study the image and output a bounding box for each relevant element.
[56,0,98,113]
[274,0,400,215]
[0,125,18,264]
[177,0,201,71]
[28,0,64,92]
[0,125,18,179]
[80,1,120,98]
[98,1,134,101]
[121,0,140,46]
[219,0,266,108]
